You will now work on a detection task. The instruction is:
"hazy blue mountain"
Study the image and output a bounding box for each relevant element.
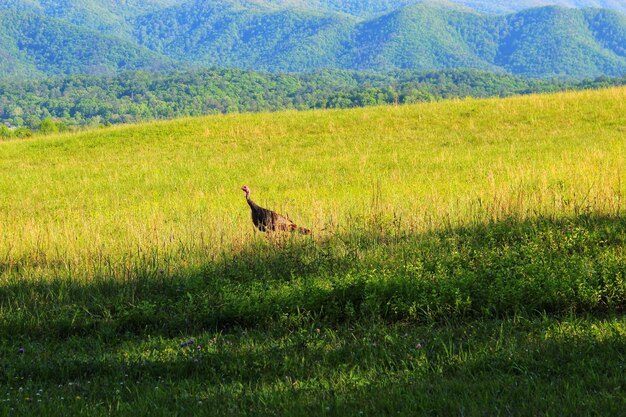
[0,10,176,79]
[132,0,356,71]
[344,2,499,71]
[452,0,626,15]
[130,1,626,77]
[251,0,626,15]
[1,0,625,79]
[3,0,625,25]
[0,0,183,36]
[495,7,626,77]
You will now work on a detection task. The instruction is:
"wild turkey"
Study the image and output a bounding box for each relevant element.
[241,185,311,235]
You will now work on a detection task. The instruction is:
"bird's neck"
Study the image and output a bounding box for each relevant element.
[246,192,257,208]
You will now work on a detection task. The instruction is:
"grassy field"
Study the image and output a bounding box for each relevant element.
[1,87,625,416]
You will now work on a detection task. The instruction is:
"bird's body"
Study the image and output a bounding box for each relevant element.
[241,185,311,235]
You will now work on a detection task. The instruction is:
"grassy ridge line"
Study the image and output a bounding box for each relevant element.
[0,86,624,280]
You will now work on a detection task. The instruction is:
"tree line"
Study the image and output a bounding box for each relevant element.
[1,68,624,138]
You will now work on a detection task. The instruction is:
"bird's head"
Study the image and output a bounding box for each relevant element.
[241,185,250,195]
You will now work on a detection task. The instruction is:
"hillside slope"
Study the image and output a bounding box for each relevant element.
[3,0,626,18]
[345,3,498,71]
[132,2,626,77]
[1,1,626,78]
[0,86,624,417]
[1,86,624,264]
[132,0,356,71]
[0,0,181,37]
[452,0,626,14]
[494,7,626,77]
[0,10,177,78]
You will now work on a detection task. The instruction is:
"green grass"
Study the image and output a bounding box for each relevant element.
[2,316,625,416]
[1,87,625,415]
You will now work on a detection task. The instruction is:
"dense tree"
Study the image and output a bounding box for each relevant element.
[39,117,58,134]
[1,68,623,135]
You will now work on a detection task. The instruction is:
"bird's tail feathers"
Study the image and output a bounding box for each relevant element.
[288,224,312,235]
[297,226,312,235]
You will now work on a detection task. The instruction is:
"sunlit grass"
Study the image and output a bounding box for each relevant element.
[0,87,624,280]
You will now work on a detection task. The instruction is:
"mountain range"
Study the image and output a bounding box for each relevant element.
[1,0,625,79]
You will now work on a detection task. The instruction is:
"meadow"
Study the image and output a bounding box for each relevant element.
[0,87,625,416]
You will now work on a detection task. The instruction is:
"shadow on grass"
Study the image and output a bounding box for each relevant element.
[2,315,625,416]
[1,213,625,339]
[2,212,625,415]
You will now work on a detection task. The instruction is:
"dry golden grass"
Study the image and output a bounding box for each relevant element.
[0,86,624,279]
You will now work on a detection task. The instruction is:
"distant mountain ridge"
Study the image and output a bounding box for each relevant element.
[0,0,180,36]
[3,0,626,18]
[0,0,625,79]
[451,0,626,15]
[0,10,178,79]
[132,1,626,77]
[258,0,626,16]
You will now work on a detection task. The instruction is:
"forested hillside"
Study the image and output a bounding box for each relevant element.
[0,0,181,37]
[451,0,626,14]
[0,10,177,79]
[1,1,625,79]
[496,7,626,77]
[1,68,624,135]
[344,3,497,72]
[262,0,626,15]
[132,2,626,77]
[3,0,626,19]
[131,1,357,71]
